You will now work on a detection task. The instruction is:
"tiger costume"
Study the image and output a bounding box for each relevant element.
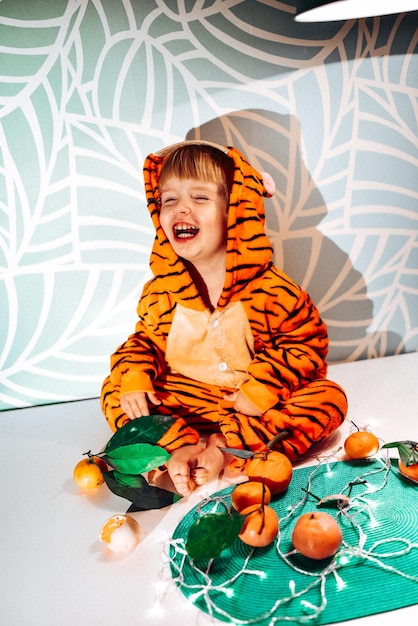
[101,142,347,462]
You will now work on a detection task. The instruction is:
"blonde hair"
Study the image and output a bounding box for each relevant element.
[159,144,234,200]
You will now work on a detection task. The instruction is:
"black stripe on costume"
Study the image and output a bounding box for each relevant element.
[234,214,262,226]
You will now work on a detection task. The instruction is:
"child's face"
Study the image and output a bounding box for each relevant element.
[159,177,228,269]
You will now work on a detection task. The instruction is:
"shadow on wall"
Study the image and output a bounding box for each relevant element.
[186,110,401,363]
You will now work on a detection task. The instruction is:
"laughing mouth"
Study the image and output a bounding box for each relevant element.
[173,224,199,239]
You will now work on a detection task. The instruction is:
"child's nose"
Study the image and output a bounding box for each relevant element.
[174,201,191,215]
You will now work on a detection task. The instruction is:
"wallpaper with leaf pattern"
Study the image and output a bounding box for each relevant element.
[1,1,417,410]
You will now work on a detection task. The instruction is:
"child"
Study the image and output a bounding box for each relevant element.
[101,141,347,496]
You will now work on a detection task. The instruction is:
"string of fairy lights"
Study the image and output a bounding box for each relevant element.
[150,451,418,625]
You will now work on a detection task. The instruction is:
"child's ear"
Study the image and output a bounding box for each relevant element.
[261,172,275,197]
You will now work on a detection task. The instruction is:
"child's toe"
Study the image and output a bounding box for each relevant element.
[172,474,195,496]
[191,467,209,485]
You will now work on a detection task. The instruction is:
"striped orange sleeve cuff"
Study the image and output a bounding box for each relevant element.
[239,378,281,414]
[119,370,155,396]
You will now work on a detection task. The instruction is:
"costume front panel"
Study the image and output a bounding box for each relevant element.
[165,301,254,388]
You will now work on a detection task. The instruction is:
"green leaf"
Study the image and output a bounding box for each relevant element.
[218,447,255,459]
[126,492,182,513]
[217,431,291,459]
[381,440,418,466]
[105,415,177,453]
[113,471,144,489]
[266,430,290,449]
[185,511,244,561]
[103,470,177,510]
[104,442,171,474]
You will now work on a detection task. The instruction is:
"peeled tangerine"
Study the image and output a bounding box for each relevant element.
[100,514,141,553]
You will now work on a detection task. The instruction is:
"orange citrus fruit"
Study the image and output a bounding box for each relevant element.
[398,461,418,482]
[344,431,379,459]
[100,514,141,553]
[238,504,279,547]
[73,456,106,489]
[246,450,293,495]
[292,511,342,560]
[231,481,271,513]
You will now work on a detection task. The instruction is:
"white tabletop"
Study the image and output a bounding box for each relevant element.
[1,352,417,625]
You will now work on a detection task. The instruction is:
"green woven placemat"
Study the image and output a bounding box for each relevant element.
[169,459,418,625]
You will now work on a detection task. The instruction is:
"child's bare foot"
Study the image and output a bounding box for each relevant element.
[148,467,177,493]
[191,433,231,487]
[152,436,233,497]
[166,443,206,497]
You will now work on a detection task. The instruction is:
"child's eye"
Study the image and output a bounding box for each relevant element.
[161,196,176,205]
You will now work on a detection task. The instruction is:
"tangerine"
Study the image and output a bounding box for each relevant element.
[398,461,418,482]
[238,504,279,547]
[231,481,271,513]
[100,514,141,553]
[344,430,379,459]
[246,450,292,495]
[292,511,342,560]
[73,456,106,489]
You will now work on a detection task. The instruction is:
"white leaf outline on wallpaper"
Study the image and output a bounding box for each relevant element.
[0,1,417,409]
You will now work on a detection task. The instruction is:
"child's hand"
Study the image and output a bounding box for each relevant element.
[223,391,262,417]
[120,391,161,419]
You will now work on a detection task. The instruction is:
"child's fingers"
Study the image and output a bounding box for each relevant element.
[224,390,262,417]
[147,392,161,405]
[120,392,149,418]
[223,391,238,402]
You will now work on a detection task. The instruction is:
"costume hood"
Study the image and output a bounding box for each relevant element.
[143,141,274,309]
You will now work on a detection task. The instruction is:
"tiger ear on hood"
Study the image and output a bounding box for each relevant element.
[261,172,275,197]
